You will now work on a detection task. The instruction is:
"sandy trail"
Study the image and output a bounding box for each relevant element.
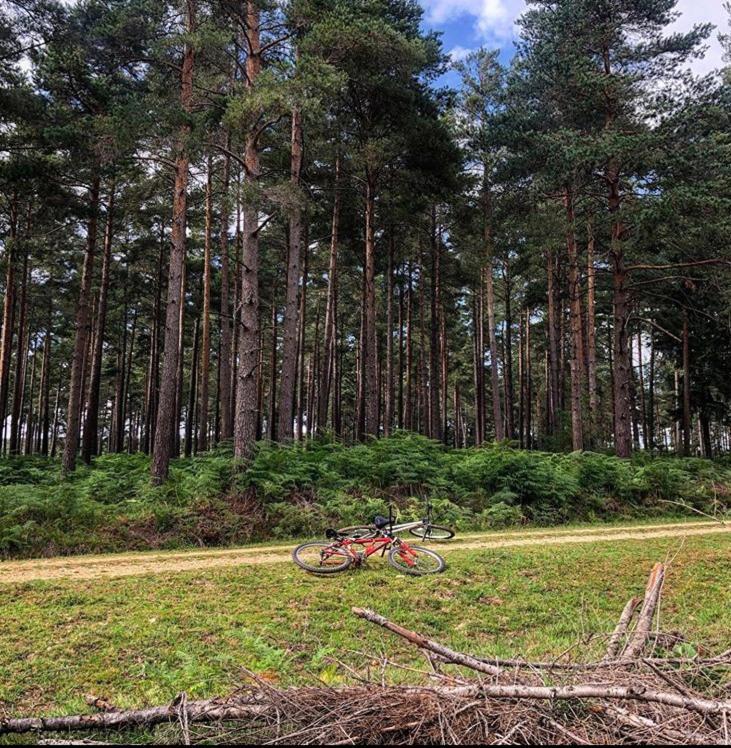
[0,520,727,585]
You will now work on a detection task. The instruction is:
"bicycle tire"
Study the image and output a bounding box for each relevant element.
[388,545,446,576]
[408,524,455,542]
[292,542,353,574]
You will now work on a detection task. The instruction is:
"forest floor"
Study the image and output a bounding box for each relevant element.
[1,517,730,728]
[0,517,727,585]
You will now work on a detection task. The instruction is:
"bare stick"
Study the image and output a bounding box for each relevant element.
[604,597,641,660]
[351,607,503,677]
[624,563,665,660]
[0,698,272,735]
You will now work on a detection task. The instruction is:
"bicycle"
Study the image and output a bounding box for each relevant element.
[292,515,446,576]
[337,499,455,542]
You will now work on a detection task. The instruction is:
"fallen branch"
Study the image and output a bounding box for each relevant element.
[605,597,641,660]
[624,563,665,659]
[0,696,272,735]
[351,607,503,677]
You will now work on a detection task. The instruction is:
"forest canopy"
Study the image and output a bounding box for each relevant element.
[0,0,730,488]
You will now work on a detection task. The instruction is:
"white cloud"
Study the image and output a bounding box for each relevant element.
[421,0,727,76]
[421,0,526,44]
[671,0,727,76]
[448,45,475,62]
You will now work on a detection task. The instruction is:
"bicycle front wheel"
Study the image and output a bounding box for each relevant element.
[408,524,455,542]
[292,542,353,574]
[388,545,446,576]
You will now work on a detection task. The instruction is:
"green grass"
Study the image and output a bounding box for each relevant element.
[1,531,729,722]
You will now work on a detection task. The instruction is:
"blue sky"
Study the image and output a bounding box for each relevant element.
[418,0,727,78]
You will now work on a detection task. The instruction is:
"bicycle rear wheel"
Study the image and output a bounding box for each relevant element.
[388,545,446,576]
[408,524,455,542]
[292,542,353,574]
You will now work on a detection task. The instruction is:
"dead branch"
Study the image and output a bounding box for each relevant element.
[624,563,665,659]
[0,696,272,735]
[605,597,641,660]
[351,607,503,677]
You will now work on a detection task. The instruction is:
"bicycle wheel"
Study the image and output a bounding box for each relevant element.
[388,545,446,576]
[408,524,455,542]
[337,525,378,540]
[292,542,353,574]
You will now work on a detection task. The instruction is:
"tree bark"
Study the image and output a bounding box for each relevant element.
[151,1,195,483]
[278,105,304,442]
[10,249,29,456]
[62,175,100,472]
[429,209,441,441]
[682,311,691,456]
[198,158,213,452]
[185,317,199,457]
[362,171,379,438]
[586,219,599,425]
[267,289,277,441]
[317,152,340,434]
[218,148,233,442]
[483,186,503,441]
[503,260,515,441]
[0,196,18,455]
[82,181,115,463]
[385,232,395,437]
[563,186,584,451]
[234,0,262,461]
[296,227,308,440]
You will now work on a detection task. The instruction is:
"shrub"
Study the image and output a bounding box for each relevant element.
[479,502,524,529]
[0,440,729,558]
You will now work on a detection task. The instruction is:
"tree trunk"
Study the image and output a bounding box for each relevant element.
[82,181,115,463]
[546,247,560,436]
[198,158,213,452]
[385,232,395,437]
[63,175,100,471]
[296,229,308,440]
[38,318,51,456]
[151,0,195,483]
[563,186,584,451]
[483,186,503,441]
[586,219,599,432]
[429,209,441,441]
[10,249,29,456]
[278,105,304,442]
[362,172,379,438]
[23,345,36,454]
[218,148,233,442]
[185,317,199,458]
[405,262,413,432]
[317,152,340,434]
[503,260,515,441]
[267,290,277,441]
[0,196,18,455]
[682,312,691,456]
[123,310,137,453]
[143,228,165,454]
[233,0,262,461]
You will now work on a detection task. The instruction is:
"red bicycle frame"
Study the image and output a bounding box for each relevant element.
[326,534,420,567]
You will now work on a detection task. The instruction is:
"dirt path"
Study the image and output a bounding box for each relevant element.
[1,520,727,586]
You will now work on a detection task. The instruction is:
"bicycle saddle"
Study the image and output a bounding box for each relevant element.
[373,515,390,529]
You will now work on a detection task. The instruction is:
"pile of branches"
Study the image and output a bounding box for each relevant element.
[2,563,730,745]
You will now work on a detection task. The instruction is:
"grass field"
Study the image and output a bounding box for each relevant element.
[1,525,730,731]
